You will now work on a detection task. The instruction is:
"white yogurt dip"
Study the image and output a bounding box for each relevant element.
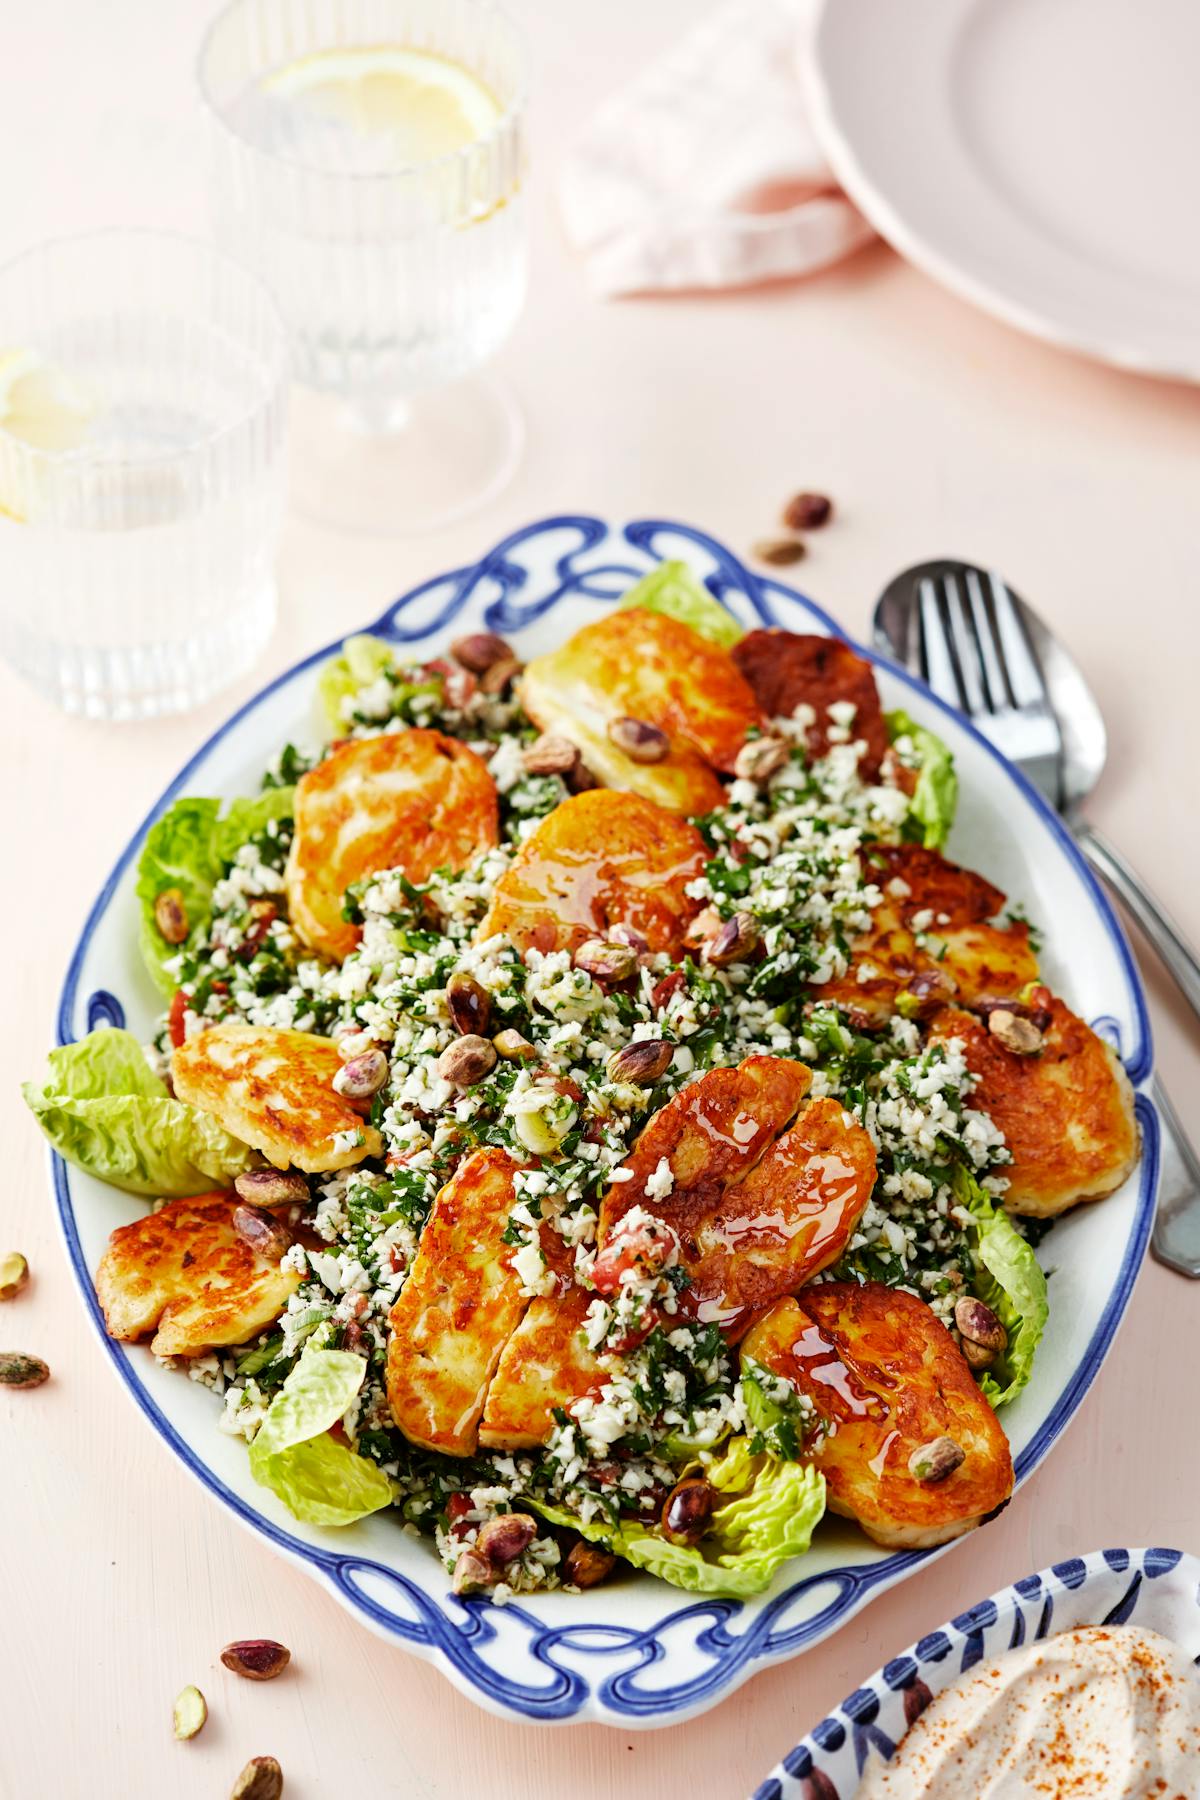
[858,1624,1200,1797]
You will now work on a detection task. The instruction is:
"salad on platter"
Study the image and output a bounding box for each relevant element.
[25,563,1141,1603]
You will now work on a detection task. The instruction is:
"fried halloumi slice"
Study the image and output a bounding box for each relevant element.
[96,1191,300,1357]
[928,998,1139,1217]
[172,1022,382,1174]
[600,1057,875,1336]
[478,1284,601,1450]
[601,1056,812,1245]
[386,1148,529,1456]
[814,843,1039,1025]
[519,607,760,813]
[742,1285,1013,1549]
[476,788,709,957]
[693,1098,877,1331]
[731,630,891,779]
[285,728,498,961]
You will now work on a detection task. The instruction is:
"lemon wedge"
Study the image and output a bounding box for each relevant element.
[262,44,502,162]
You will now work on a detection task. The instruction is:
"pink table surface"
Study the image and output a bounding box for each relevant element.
[3,4,1198,1796]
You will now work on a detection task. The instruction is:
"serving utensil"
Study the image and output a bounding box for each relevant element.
[874,559,1200,1278]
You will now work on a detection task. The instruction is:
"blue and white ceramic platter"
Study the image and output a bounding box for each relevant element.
[754,1546,1200,1797]
[51,517,1159,1727]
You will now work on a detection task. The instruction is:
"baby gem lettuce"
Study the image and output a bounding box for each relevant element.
[135,789,295,998]
[536,1440,826,1598]
[248,1344,395,1528]
[22,1028,255,1197]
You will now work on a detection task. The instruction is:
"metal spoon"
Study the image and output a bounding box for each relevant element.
[874,561,1200,1277]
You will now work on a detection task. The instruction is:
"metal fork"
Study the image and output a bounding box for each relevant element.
[878,560,1200,1278]
[913,568,1063,809]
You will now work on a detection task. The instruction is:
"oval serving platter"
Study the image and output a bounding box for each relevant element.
[51,515,1159,1728]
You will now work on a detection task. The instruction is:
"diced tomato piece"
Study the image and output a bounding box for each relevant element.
[167,989,188,1048]
[605,1316,658,1355]
[591,1217,675,1296]
[651,970,685,1011]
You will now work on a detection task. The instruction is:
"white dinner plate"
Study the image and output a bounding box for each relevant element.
[805,0,1200,382]
[51,515,1158,1727]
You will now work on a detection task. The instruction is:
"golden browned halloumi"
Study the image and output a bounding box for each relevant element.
[742,1286,1013,1548]
[814,843,1039,1025]
[519,607,760,813]
[601,1056,812,1247]
[692,1098,876,1331]
[731,630,892,779]
[172,1023,382,1174]
[386,1148,529,1456]
[478,1284,601,1450]
[96,1191,300,1357]
[928,997,1139,1217]
[285,729,498,961]
[599,1057,875,1337]
[476,788,709,958]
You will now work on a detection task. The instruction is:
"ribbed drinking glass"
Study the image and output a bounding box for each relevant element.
[0,230,290,721]
[198,0,529,534]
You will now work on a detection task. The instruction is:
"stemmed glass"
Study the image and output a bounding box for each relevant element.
[198,0,529,535]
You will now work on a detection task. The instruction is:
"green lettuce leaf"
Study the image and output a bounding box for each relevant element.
[535,1437,825,1597]
[885,709,958,848]
[317,634,398,733]
[619,560,744,648]
[135,789,295,998]
[43,1028,166,1101]
[955,1166,1049,1408]
[22,1027,255,1197]
[248,1345,394,1528]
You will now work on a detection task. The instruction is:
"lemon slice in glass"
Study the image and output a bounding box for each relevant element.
[0,349,96,521]
[262,44,502,162]
[0,349,95,453]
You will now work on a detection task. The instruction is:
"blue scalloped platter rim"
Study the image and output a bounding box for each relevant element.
[49,515,1159,1728]
[753,1546,1200,1798]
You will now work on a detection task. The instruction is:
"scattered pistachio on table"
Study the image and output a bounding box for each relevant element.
[172,1685,207,1742]
[220,1639,292,1682]
[230,1755,283,1800]
[0,1252,29,1300]
[751,536,807,567]
[782,491,834,530]
[0,1352,49,1389]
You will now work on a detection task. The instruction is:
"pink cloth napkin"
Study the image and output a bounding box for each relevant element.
[558,0,874,296]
